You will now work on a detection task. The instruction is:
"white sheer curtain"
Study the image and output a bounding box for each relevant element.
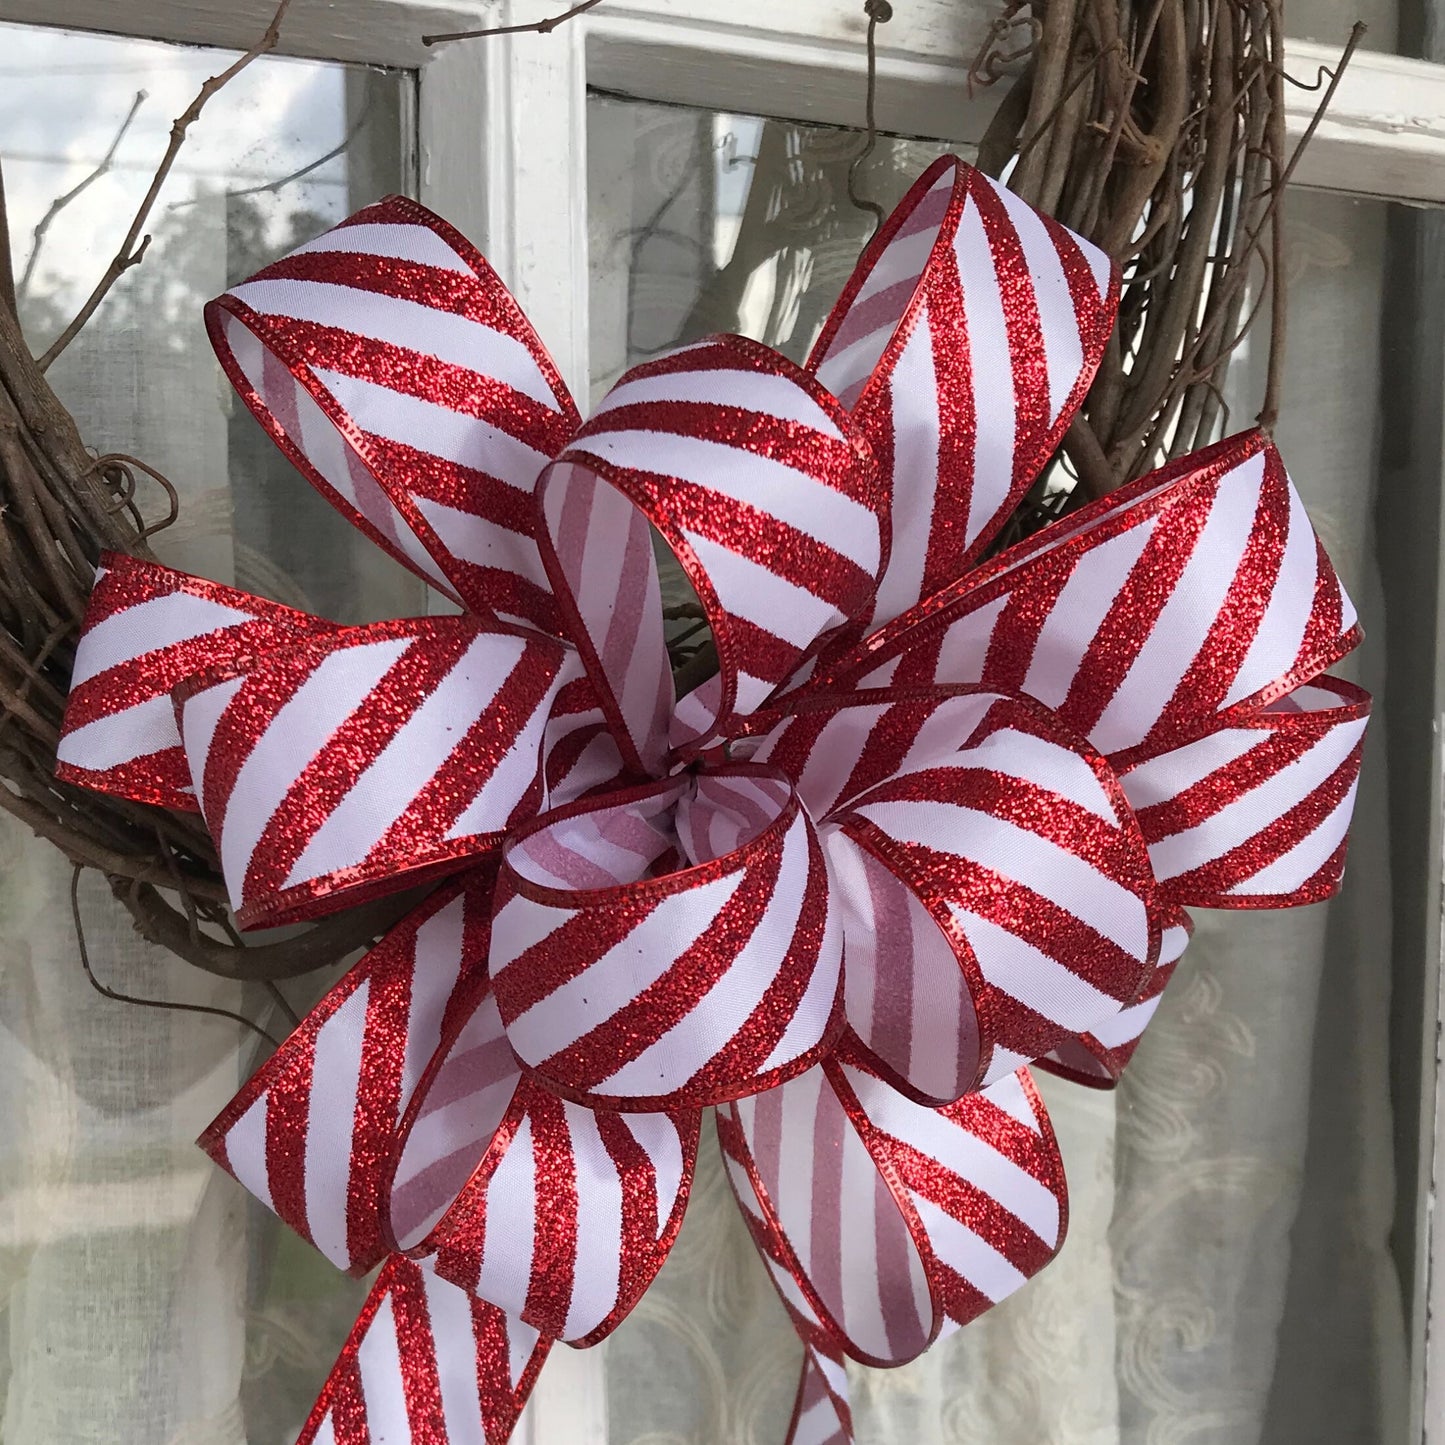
[587,102,1410,1445]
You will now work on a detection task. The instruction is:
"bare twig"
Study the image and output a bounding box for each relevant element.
[1177,20,1365,411]
[19,91,147,302]
[36,0,293,371]
[847,0,893,235]
[424,0,606,45]
[0,160,18,317]
[89,453,180,539]
[72,867,281,1047]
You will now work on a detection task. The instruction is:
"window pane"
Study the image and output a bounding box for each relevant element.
[1288,0,1402,52]
[3,20,420,620]
[587,90,1422,1445]
[1,24,411,1445]
[588,94,961,405]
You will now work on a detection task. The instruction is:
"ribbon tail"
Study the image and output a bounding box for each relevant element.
[297,1257,551,1445]
[785,1344,853,1445]
[199,875,494,1273]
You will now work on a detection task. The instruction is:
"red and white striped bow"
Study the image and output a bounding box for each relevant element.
[57,156,1368,1444]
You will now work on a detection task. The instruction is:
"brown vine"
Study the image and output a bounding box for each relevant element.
[968,2,1364,500]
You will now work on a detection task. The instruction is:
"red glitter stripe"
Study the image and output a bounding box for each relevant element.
[521,1089,580,1336]
[962,540,1075,695]
[969,180,1050,519]
[79,552,316,629]
[855,766,1150,890]
[725,614,822,688]
[325,1351,373,1445]
[593,1112,661,1326]
[884,1136,1056,1276]
[360,433,545,537]
[682,824,839,1097]
[491,886,666,1022]
[1299,531,1346,671]
[930,1259,995,1328]
[249,248,536,332]
[1051,479,1217,738]
[833,701,933,805]
[65,613,333,730]
[55,751,198,813]
[752,706,835,786]
[918,246,979,597]
[264,1026,319,1248]
[924,848,1148,1001]
[386,1263,450,1444]
[609,465,873,613]
[1130,722,1327,843]
[1162,738,1364,903]
[345,934,420,1272]
[197,659,322,859]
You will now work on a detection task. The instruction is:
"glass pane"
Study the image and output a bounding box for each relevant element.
[1287,0,1402,52]
[588,95,962,406]
[587,92,1426,1445]
[0,23,411,1445]
[3,20,419,620]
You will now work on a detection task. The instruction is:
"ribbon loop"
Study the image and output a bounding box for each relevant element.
[808,156,1117,635]
[207,196,579,634]
[295,1257,550,1445]
[718,1056,1067,1368]
[1120,675,1370,908]
[754,686,1158,1093]
[556,335,883,744]
[842,432,1359,755]
[56,552,335,810]
[490,767,844,1109]
[829,1057,1068,1335]
[174,616,573,928]
[719,1064,936,1367]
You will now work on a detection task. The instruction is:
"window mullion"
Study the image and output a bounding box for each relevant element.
[422,20,591,402]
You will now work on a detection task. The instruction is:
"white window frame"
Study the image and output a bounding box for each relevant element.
[4,2,1445,1442]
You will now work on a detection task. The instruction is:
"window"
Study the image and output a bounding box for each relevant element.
[2,3,1443,1442]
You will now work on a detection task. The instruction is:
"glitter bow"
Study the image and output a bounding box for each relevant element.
[57,157,1370,1445]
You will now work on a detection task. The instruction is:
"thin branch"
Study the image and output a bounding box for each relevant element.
[115,881,424,982]
[72,867,281,1048]
[19,90,147,302]
[0,159,17,317]
[1177,20,1365,400]
[1270,23,1366,201]
[847,0,893,235]
[36,0,293,371]
[1257,1,1290,433]
[264,980,302,1029]
[424,0,606,45]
